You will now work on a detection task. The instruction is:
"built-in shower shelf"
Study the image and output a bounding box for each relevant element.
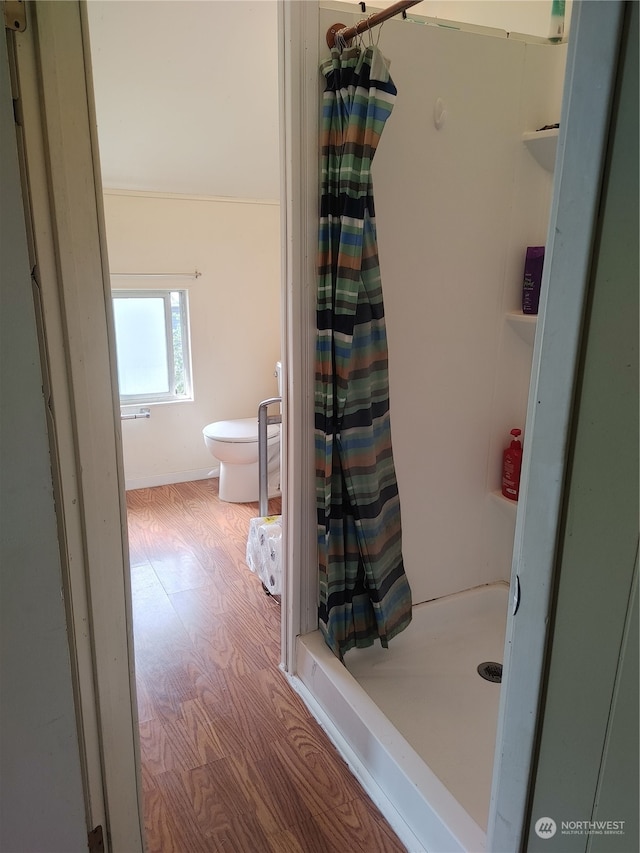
[490,490,518,514]
[522,127,558,172]
[506,311,537,345]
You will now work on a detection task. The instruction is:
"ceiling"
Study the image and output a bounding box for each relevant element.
[86,0,280,200]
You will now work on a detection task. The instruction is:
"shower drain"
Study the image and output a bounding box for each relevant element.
[477,662,503,683]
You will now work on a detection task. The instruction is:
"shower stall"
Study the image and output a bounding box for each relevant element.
[289,3,568,850]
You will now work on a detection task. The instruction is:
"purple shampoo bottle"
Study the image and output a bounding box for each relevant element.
[522,246,545,315]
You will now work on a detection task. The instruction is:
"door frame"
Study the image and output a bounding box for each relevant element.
[15,0,625,849]
[13,2,142,850]
[488,3,625,850]
[278,0,320,670]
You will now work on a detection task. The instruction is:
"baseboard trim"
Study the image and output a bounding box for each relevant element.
[124,467,217,491]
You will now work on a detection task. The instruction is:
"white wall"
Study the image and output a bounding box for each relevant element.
[319,6,566,603]
[103,191,281,489]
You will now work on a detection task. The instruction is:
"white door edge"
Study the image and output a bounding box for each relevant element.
[488,3,626,850]
[279,0,321,673]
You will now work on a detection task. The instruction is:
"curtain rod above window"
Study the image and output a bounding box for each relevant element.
[111,271,201,280]
[326,0,423,48]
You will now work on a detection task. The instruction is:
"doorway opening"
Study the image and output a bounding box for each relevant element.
[86,2,288,846]
[13,0,626,849]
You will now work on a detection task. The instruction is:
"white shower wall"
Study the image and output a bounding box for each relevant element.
[319,5,566,603]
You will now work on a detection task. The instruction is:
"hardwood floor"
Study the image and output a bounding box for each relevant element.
[126,480,406,853]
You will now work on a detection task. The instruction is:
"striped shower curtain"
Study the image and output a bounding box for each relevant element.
[315,44,412,659]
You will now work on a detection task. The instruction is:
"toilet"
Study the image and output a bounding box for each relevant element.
[202,364,282,503]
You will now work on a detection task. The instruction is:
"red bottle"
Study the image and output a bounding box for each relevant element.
[502,428,523,501]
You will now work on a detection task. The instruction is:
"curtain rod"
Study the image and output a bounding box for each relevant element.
[326,0,423,48]
[110,271,201,279]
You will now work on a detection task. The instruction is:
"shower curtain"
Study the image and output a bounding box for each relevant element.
[315,44,412,659]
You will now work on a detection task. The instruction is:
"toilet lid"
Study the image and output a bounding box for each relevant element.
[203,417,279,443]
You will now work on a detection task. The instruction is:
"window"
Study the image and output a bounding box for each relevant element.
[112,290,192,404]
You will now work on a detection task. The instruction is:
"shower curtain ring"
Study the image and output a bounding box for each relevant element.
[351,18,366,48]
[366,13,374,45]
[334,27,348,51]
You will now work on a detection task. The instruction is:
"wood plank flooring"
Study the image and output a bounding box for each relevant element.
[126,479,405,853]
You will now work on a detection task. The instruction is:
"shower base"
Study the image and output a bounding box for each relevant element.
[293,583,509,853]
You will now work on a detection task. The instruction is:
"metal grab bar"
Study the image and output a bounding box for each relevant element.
[258,397,282,517]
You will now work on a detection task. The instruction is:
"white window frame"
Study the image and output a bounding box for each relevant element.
[111,288,192,405]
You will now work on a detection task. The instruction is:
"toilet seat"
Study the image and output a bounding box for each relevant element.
[203,417,279,443]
